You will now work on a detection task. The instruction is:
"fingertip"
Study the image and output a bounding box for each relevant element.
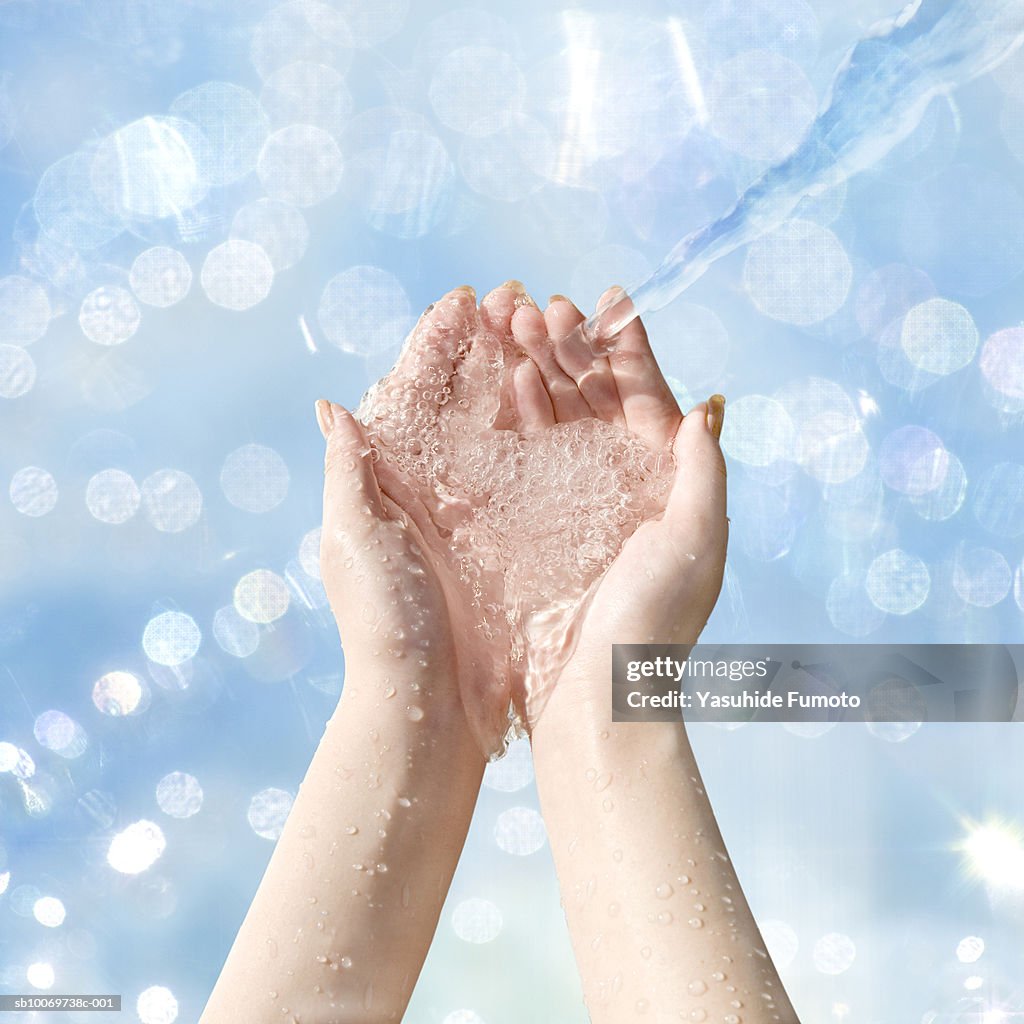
[314,398,334,439]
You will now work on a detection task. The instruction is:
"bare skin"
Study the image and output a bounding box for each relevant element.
[201,284,799,1023]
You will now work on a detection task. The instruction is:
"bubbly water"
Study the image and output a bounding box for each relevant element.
[357,291,673,757]
[581,0,1024,352]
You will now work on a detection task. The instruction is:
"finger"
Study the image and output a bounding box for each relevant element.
[513,358,556,432]
[390,285,477,390]
[480,279,535,337]
[602,288,681,449]
[510,303,591,422]
[318,400,387,551]
[663,399,728,565]
[546,294,624,426]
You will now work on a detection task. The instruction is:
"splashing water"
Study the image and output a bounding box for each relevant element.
[580,0,1024,353]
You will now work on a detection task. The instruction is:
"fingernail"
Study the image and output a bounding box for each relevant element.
[502,279,527,294]
[453,285,476,301]
[707,394,725,440]
[315,399,334,439]
[548,293,570,305]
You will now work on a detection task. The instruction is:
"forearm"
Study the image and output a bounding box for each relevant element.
[201,661,484,1023]
[532,685,798,1023]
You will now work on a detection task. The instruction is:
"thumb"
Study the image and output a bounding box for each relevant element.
[663,395,728,558]
[316,399,387,545]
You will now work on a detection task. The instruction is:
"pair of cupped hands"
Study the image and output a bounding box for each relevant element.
[314,281,728,756]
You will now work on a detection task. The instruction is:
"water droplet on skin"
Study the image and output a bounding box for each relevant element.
[401,882,411,908]
[591,935,602,951]
[599,730,609,740]
[299,824,316,838]
[594,772,613,792]
[724,1016,741,1024]
[602,797,614,812]
[383,685,396,699]
[657,911,673,925]
[644,567,655,580]
[376,863,388,873]
[315,954,329,965]
[641,946,652,959]
[687,980,707,996]
[363,983,374,1010]
[678,874,690,885]
[407,706,424,722]
[688,917,704,929]
[613,849,624,862]
[731,1001,743,1009]
[693,902,705,912]
[307,896,317,905]
[636,998,650,1014]
[341,956,353,969]
[711,971,726,982]
[689,1012,707,1022]
[568,838,579,855]
[303,852,315,871]
[397,796,411,808]
[266,938,278,959]
[655,882,674,900]
[268,990,278,1000]
[608,902,621,917]
[345,825,358,835]
[585,768,597,782]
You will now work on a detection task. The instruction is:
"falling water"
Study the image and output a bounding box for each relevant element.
[580,0,1024,354]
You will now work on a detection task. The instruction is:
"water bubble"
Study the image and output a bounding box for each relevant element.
[257,125,344,207]
[757,919,799,969]
[451,897,503,943]
[709,50,816,162]
[156,771,203,818]
[130,248,193,308]
[33,896,66,927]
[980,327,1024,412]
[250,1,354,80]
[909,453,967,521]
[655,882,674,900]
[298,527,322,579]
[86,469,141,524]
[318,266,412,356]
[10,466,58,517]
[0,276,50,345]
[973,462,1024,537]
[201,240,274,311]
[430,46,525,136]
[220,444,290,512]
[0,345,37,399]
[93,671,144,716]
[141,469,203,532]
[231,199,309,272]
[952,546,1011,607]
[878,425,948,496]
[720,396,795,467]
[143,611,202,666]
[213,605,260,658]
[169,81,270,186]
[35,150,124,250]
[34,709,87,758]
[493,806,546,856]
[27,962,55,990]
[900,298,978,375]
[90,116,206,221]
[107,820,167,874]
[234,569,291,624]
[956,935,985,963]
[261,61,353,135]
[248,787,294,840]
[744,220,852,326]
[812,932,856,974]
[687,979,708,996]
[136,985,178,1024]
[79,286,141,345]
[865,549,930,614]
